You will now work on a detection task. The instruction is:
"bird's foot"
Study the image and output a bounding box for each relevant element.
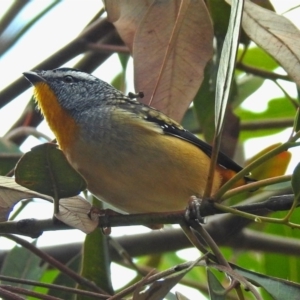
[185,196,216,224]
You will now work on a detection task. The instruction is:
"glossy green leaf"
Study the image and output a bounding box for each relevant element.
[15,143,86,199]
[233,264,300,300]
[1,242,45,288]
[237,97,296,121]
[236,97,296,140]
[193,64,216,142]
[175,292,190,300]
[0,138,22,175]
[79,196,113,298]
[48,253,81,299]
[214,0,243,135]
[207,269,226,300]
[292,163,300,203]
[180,107,200,134]
[262,210,300,287]
[238,46,279,71]
[233,76,264,108]
[136,266,188,300]
[111,54,129,93]
[293,108,300,132]
[118,53,130,72]
[33,269,59,296]
[207,0,230,38]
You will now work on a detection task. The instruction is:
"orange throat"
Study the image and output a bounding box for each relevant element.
[33,82,78,151]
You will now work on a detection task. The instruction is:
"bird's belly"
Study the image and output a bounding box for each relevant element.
[64,134,222,213]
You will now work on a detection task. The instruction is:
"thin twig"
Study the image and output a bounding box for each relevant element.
[4,127,52,142]
[0,285,60,300]
[0,18,115,108]
[236,62,291,81]
[109,259,206,300]
[0,275,108,299]
[0,286,24,300]
[87,43,129,54]
[0,194,299,236]
[0,234,110,295]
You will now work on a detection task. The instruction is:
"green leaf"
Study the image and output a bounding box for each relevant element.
[237,97,296,122]
[207,0,230,38]
[293,108,300,132]
[48,253,81,299]
[193,64,216,143]
[233,264,300,300]
[78,196,113,298]
[136,267,188,300]
[214,0,244,135]
[118,53,130,71]
[15,143,86,199]
[34,269,59,296]
[181,107,200,134]
[292,163,300,203]
[238,46,279,71]
[236,97,296,140]
[207,269,226,300]
[234,76,264,108]
[1,242,45,288]
[259,210,300,288]
[0,138,22,175]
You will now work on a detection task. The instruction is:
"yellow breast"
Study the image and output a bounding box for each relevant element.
[32,82,79,151]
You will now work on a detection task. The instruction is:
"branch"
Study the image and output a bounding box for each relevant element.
[228,228,300,254]
[1,234,109,295]
[0,285,61,300]
[0,18,115,108]
[0,1,29,36]
[236,61,291,81]
[0,194,295,237]
[1,224,300,274]
[241,118,293,131]
[0,276,108,299]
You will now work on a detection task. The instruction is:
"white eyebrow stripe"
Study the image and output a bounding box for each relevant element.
[50,69,98,82]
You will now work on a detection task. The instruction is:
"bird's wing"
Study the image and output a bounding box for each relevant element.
[119,97,244,173]
[166,127,243,173]
[144,112,243,173]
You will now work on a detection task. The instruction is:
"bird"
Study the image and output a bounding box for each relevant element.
[23,68,252,214]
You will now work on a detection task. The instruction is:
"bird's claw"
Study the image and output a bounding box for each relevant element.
[185,196,207,224]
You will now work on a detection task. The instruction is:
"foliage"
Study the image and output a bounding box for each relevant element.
[0,0,300,299]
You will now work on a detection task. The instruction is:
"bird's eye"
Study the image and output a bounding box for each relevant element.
[63,75,74,83]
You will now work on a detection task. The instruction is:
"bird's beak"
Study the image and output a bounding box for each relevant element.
[23,71,46,85]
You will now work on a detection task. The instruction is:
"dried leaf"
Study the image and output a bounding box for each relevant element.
[55,196,98,234]
[134,0,213,122]
[0,176,51,221]
[241,0,300,86]
[104,0,154,52]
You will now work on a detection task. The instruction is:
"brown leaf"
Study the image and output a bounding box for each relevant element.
[104,0,154,52]
[0,176,52,221]
[241,0,300,86]
[55,196,98,234]
[134,0,213,122]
